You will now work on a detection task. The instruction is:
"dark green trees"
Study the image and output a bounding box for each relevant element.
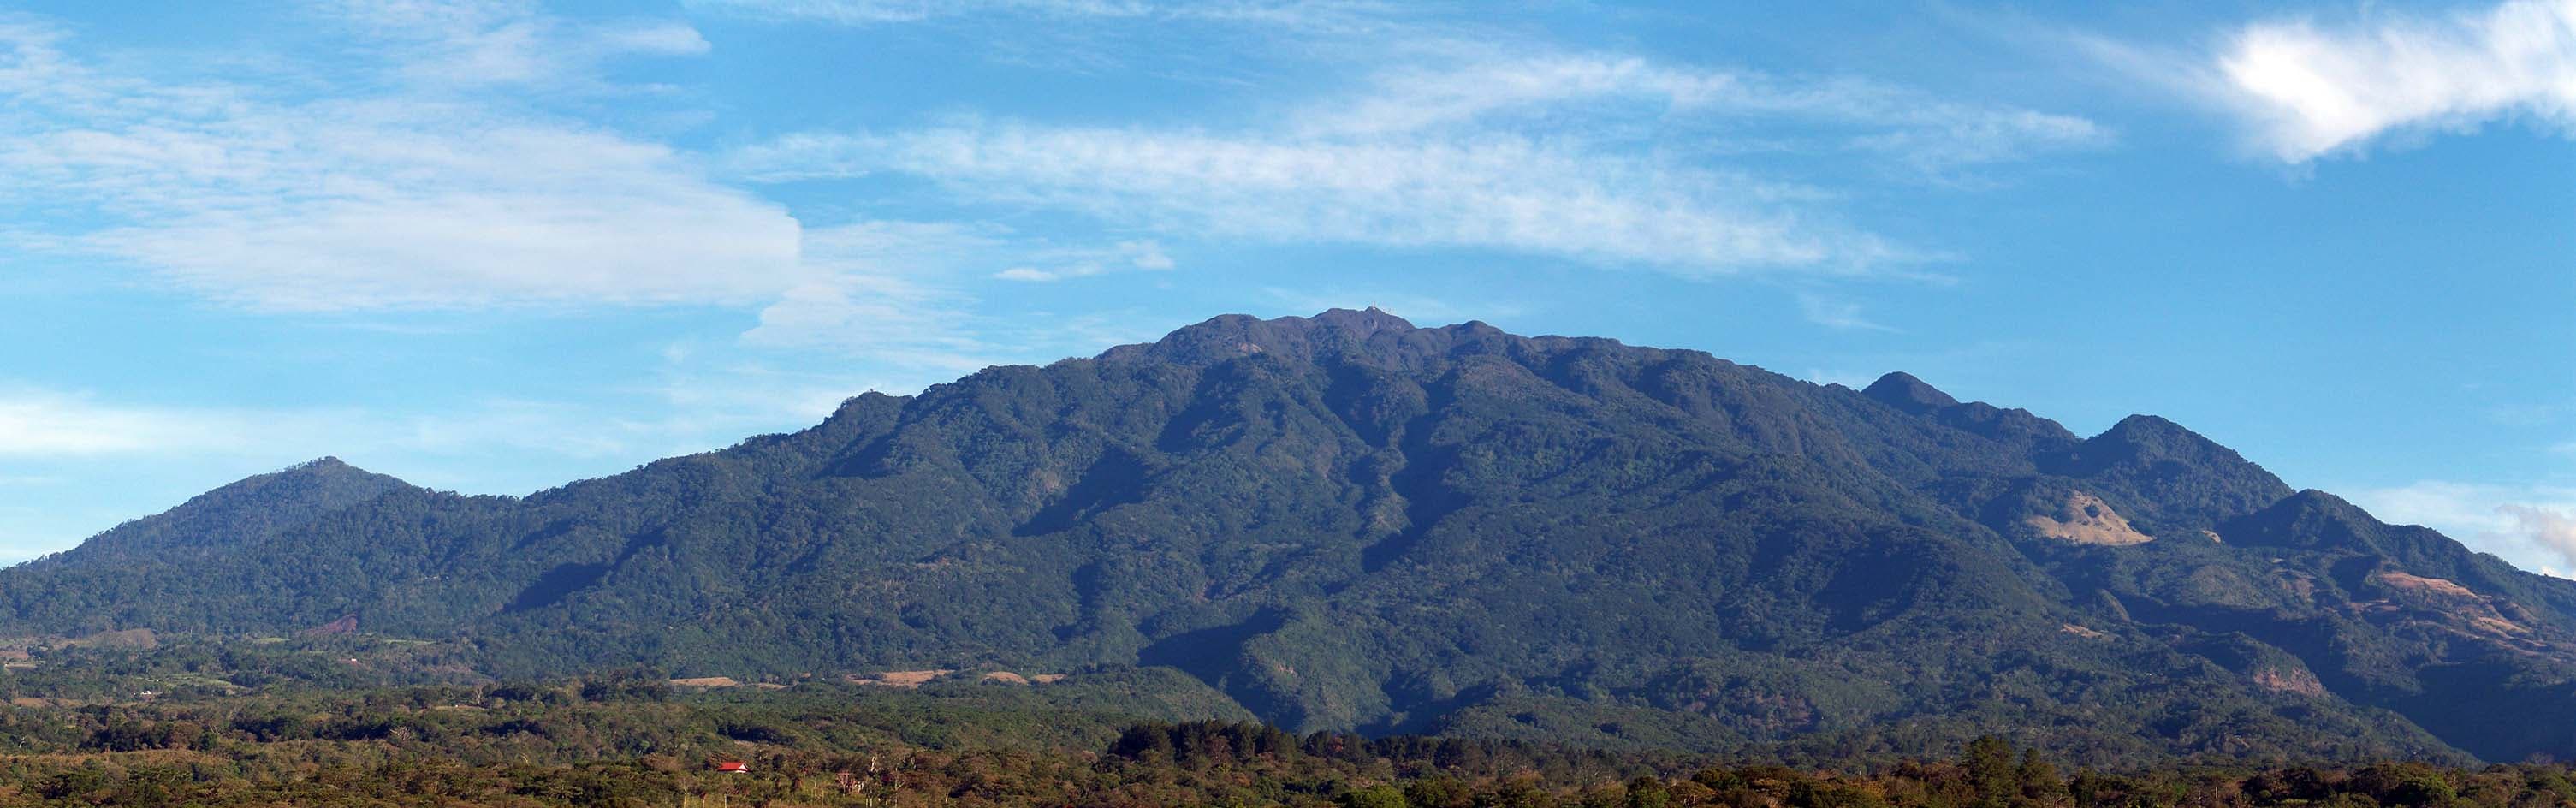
[6,310,2576,765]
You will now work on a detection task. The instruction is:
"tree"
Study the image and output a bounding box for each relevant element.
[1340,783,1411,808]
[1963,736,2020,808]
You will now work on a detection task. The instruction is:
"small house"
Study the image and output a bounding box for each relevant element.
[715,761,750,774]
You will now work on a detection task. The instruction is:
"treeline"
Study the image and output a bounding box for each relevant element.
[1102,724,2576,808]
[0,680,2567,807]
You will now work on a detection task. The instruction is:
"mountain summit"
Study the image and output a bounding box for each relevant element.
[3,312,2569,765]
[1860,371,1959,413]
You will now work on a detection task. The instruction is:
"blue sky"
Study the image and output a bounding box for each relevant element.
[0,1,2570,572]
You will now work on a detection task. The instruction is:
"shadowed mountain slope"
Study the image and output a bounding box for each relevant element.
[5,310,2571,765]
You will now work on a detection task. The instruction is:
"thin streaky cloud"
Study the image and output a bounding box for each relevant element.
[0,11,804,312]
[683,0,1392,31]
[1795,292,1897,332]
[733,123,1904,276]
[0,389,260,457]
[312,0,711,89]
[1307,52,2111,170]
[994,240,1174,282]
[730,45,2107,276]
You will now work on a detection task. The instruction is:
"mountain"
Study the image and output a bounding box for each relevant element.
[27,457,417,570]
[6,309,2573,766]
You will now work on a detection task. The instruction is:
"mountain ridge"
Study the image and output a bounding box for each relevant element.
[4,309,2568,766]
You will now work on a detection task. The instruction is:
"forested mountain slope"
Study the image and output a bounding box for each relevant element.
[7,309,2571,765]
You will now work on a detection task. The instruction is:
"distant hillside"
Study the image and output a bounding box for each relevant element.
[5,309,2572,766]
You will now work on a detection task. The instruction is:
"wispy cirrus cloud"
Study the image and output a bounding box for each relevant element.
[2204,0,2576,162]
[683,0,1389,30]
[685,0,1151,24]
[1305,53,2111,172]
[733,123,1906,276]
[0,9,799,313]
[1795,292,1896,332]
[994,240,1174,282]
[313,0,711,89]
[728,42,2105,282]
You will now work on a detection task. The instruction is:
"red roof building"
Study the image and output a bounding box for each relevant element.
[715,761,750,774]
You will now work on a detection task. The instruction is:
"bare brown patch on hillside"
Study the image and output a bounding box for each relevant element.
[2026,491,2153,546]
[980,671,1030,685]
[2253,667,2325,697]
[2355,571,2544,645]
[2060,623,2107,639]
[2376,572,2478,600]
[2472,616,2534,638]
[669,677,742,688]
[68,629,158,650]
[851,670,954,688]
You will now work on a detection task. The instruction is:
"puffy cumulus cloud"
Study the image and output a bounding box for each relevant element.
[2502,503,2576,564]
[2211,0,2576,162]
[2352,479,2576,576]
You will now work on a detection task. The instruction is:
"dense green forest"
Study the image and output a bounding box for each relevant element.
[4,310,2573,766]
[0,657,2565,808]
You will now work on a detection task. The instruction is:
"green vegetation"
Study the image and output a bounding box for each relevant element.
[3,309,2573,767]
[0,676,2560,807]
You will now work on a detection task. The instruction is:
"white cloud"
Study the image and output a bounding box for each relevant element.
[1308,54,2111,170]
[733,222,1006,371]
[2350,479,2576,575]
[2211,0,2576,162]
[314,0,710,89]
[0,389,262,456]
[683,0,1383,29]
[686,0,1149,24]
[67,117,803,311]
[0,11,798,312]
[0,376,897,497]
[1803,369,1879,389]
[0,385,667,462]
[2502,503,2576,563]
[1795,292,1896,332]
[994,240,1174,282]
[743,275,992,370]
[729,45,2105,276]
[734,123,1903,276]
